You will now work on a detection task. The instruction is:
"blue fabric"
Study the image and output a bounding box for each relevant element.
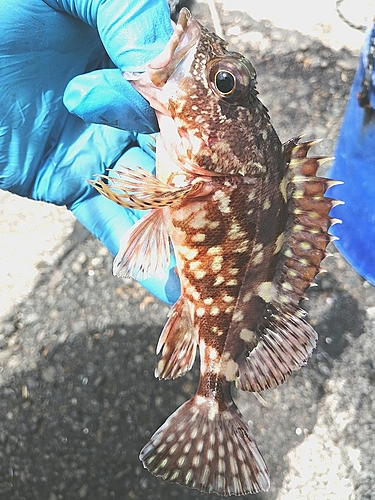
[0,0,179,303]
[328,24,375,285]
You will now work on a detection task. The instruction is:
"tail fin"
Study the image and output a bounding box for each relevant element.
[140,395,270,496]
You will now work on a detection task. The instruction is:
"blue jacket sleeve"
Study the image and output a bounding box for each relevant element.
[327,24,375,285]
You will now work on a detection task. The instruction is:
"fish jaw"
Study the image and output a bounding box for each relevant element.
[122,8,201,115]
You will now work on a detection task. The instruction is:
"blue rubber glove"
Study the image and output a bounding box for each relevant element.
[0,0,180,304]
[327,23,375,285]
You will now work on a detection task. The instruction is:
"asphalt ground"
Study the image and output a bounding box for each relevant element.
[1,1,375,499]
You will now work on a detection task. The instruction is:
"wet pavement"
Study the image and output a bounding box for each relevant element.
[1,1,375,499]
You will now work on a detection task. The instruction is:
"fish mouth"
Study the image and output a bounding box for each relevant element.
[122,8,201,112]
[146,8,201,87]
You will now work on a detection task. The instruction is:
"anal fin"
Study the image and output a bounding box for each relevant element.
[114,209,170,280]
[140,395,269,496]
[155,297,197,379]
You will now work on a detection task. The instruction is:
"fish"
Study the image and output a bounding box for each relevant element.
[91,7,338,497]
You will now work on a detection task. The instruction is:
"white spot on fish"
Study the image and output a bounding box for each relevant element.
[253,250,264,265]
[166,433,175,443]
[192,233,206,242]
[282,281,293,291]
[227,279,238,286]
[230,455,239,475]
[211,255,223,272]
[274,232,284,254]
[170,471,180,481]
[240,328,255,342]
[214,276,225,286]
[280,177,287,202]
[213,190,231,214]
[234,240,249,253]
[190,210,209,229]
[194,269,206,279]
[223,295,235,303]
[242,291,252,302]
[208,220,220,229]
[247,191,256,202]
[179,246,198,260]
[263,197,271,210]
[209,347,219,360]
[210,306,220,316]
[196,440,204,452]
[189,261,201,271]
[196,307,205,317]
[228,222,246,240]
[218,458,226,473]
[218,429,224,443]
[224,358,239,381]
[169,443,178,455]
[207,245,222,255]
[203,297,213,305]
[208,401,219,421]
[233,310,244,322]
[257,281,273,302]
[186,283,201,301]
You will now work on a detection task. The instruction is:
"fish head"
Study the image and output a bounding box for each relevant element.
[123,8,272,179]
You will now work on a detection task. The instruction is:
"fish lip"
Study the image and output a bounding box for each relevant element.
[123,8,201,88]
[147,7,201,87]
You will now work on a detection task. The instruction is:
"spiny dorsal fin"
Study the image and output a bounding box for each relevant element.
[237,139,338,392]
[274,139,337,306]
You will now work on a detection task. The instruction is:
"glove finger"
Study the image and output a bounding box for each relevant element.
[64,68,158,133]
[71,142,181,305]
[44,0,174,72]
[72,192,180,304]
[136,133,157,161]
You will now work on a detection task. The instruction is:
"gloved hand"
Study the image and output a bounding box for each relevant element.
[328,23,375,285]
[0,0,180,304]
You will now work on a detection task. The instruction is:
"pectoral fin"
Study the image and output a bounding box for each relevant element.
[90,166,195,210]
[114,209,170,280]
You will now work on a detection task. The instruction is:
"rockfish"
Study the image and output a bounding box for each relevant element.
[93,8,337,497]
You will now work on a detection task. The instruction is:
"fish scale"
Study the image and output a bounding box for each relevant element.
[92,8,338,497]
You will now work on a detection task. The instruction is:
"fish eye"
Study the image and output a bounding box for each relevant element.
[215,70,236,95]
[207,55,256,104]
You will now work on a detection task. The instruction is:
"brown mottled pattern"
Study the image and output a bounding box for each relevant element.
[92,8,335,497]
